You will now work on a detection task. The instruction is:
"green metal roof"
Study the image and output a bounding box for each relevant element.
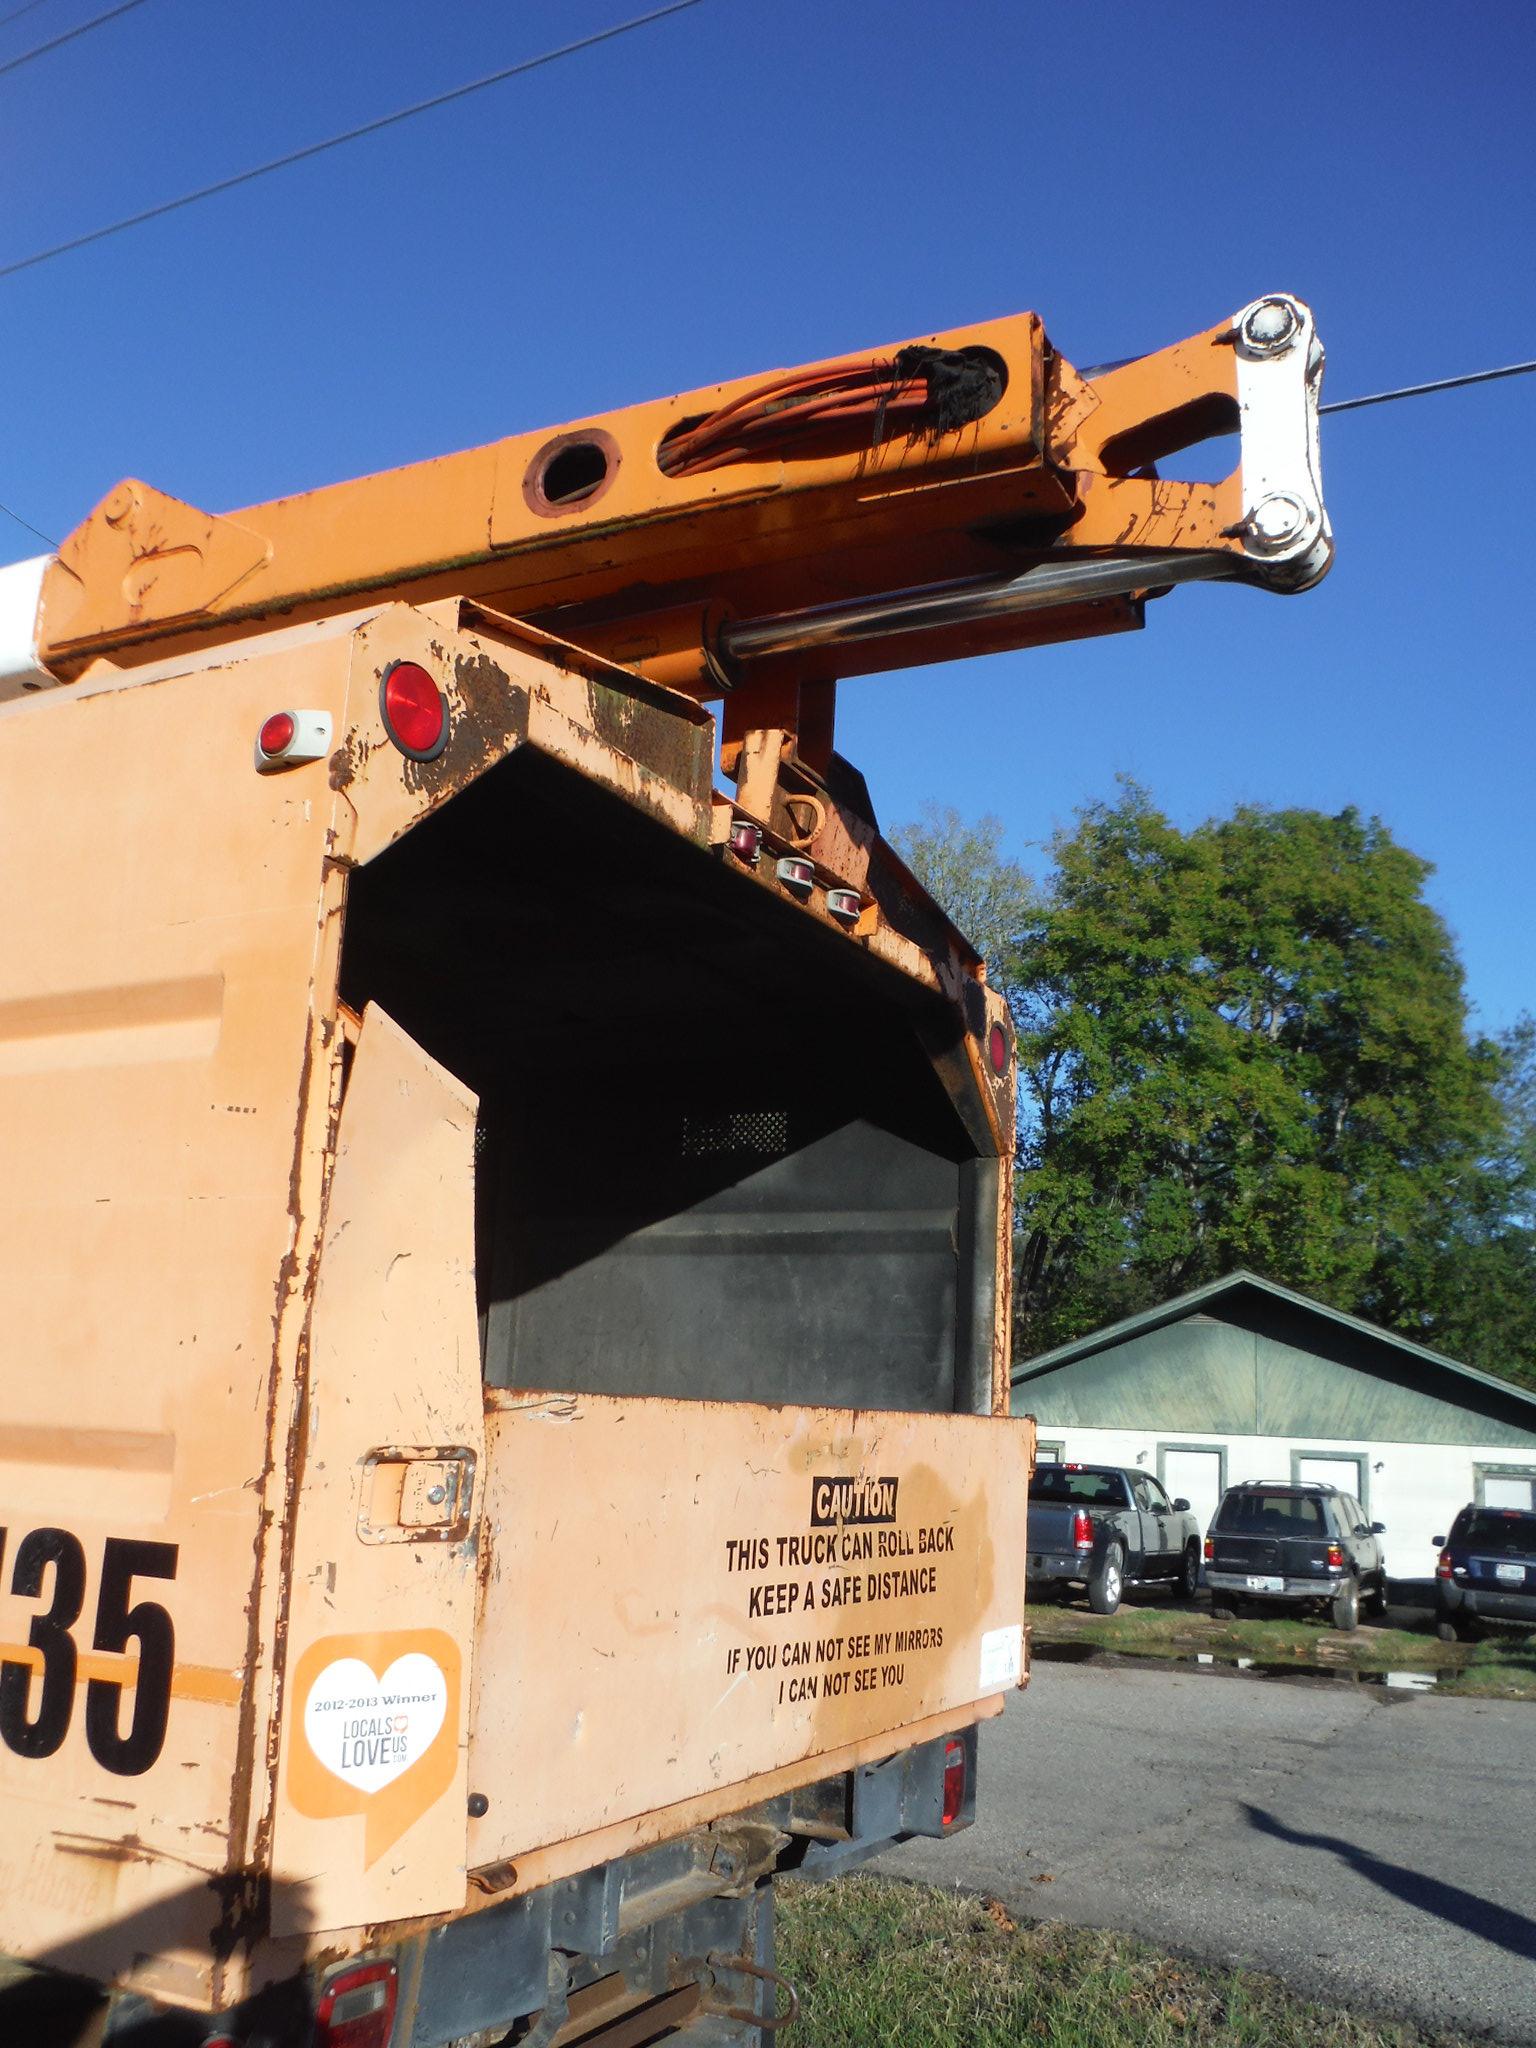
[1012,1268,1536,1420]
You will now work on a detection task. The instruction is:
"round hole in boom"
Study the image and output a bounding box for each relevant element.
[522,430,621,516]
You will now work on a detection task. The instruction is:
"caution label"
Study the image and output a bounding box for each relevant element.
[724,1480,964,1705]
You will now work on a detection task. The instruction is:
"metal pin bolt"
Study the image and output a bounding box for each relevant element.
[1244,493,1308,550]
[1239,297,1301,354]
[426,1484,448,1506]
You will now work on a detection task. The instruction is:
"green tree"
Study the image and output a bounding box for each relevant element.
[896,788,1535,1382]
[1374,1016,1536,1388]
[889,806,1035,1014]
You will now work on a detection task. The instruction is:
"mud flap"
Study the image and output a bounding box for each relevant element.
[271,1004,484,1934]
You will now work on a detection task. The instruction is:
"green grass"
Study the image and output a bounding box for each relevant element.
[777,1875,1471,2048]
[1438,1634,1536,1698]
[1026,1597,1536,1696]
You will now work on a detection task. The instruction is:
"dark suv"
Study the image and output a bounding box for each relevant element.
[1433,1505,1536,1642]
[1205,1483,1386,1632]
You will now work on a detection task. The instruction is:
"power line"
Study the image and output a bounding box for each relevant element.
[0,0,708,283]
[0,0,59,31]
[0,499,57,548]
[0,0,150,82]
[1320,358,1536,415]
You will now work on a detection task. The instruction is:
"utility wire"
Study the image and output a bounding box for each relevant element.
[0,0,59,32]
[0,499,57,548]
[1319,358,1536,414]
[0,0,707,282]
[0,0,150,82]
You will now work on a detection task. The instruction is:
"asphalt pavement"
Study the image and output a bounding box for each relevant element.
[877,1659,1536,2043]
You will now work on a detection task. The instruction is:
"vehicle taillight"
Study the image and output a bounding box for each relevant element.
[315,1960,397,2048]
[728,817,762,865]
[1203,1536,1214,1563]
[1437,1549,1454,1580]
[942,1738,966,1826]
[775,855,814,893]
[1072,1509,1093,1552]
[258,711,295,757]
[379,661,448,761]
[1326,1543,1344,1569]
[255,707,333,771]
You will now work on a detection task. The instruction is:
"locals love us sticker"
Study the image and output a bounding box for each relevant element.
[303,1652,448,1793]
[287,1630,460,1864]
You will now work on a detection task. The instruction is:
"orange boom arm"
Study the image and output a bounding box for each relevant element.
[6,294,1329,749]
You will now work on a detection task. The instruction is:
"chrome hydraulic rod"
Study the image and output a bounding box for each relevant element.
[720,550,1235,662]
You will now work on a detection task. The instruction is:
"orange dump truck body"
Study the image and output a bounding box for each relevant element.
[0,297,1327,2043]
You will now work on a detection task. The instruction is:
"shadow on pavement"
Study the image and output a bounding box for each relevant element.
[1244,1804,1536,1962]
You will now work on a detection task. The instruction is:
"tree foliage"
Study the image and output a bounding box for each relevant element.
[897,786,1536,1386]
[1380,1016,1536,1383]
[889,806,1035,1012]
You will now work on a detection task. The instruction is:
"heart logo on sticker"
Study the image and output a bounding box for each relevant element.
[302,1652,448,1795]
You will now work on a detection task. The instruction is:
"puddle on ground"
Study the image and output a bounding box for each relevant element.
[1031,1641,1441,1689]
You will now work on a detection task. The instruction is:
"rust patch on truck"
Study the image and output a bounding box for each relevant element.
[584,677,710,810]
[327,733,362,791]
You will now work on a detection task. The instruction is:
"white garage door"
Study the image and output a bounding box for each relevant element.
[1161,1447,1224,1542]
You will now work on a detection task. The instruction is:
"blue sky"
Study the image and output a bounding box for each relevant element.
[3,0,1532,1033]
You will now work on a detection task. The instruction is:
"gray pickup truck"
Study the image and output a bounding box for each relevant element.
[1027,1463,1202,1614]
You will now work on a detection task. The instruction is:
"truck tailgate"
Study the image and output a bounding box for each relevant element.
[467,1391,1031,1877]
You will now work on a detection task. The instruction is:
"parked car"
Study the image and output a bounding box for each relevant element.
[1027,1463,1202,1616]
[1204,1482,1386,1632]
[1433,1505,1536,1642]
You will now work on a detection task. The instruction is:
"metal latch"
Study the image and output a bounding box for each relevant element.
[358,1446,476,1543]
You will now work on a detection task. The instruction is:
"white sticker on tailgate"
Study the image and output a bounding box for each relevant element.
[979,1623,1023,1690]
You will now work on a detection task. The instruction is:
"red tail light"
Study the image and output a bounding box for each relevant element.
[1071,1509,1093,1552]
[1436,1549,1454,1580]
[942,1738,966,1826]
[316,1960,397,2048]
[255,706,333,771]
[379,661,448,761]
[1203,1536,1214,1563]
[258,711,295,757]
[1326,1543,1344,1569]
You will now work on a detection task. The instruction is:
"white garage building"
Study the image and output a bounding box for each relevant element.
[1010,1271,1536,1582]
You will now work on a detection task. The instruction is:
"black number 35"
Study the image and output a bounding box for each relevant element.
[0,1529,178,1776]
